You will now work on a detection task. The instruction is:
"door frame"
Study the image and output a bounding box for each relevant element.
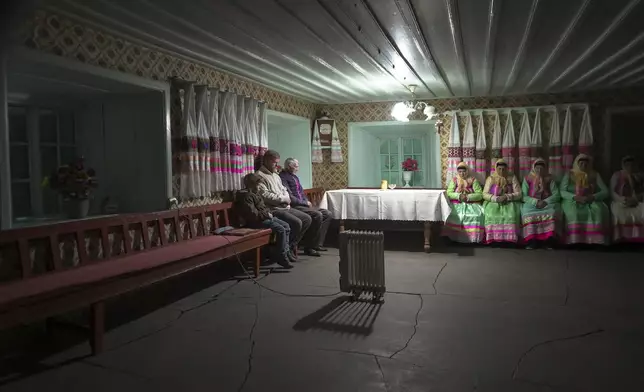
[603,105,644,178]
[266,110,312,188]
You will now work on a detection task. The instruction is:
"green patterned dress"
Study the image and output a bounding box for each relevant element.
[442,177,485,243]
[560,172,609,244]
[482,174,522,243]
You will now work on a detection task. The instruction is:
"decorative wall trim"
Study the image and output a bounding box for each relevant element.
[315,88,644,190]
[20,10,315,120]
[15,8,644,193]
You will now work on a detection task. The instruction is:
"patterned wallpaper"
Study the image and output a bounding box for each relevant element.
[17,9,644,194]
[315,88,644,190]
[20,10,316,206]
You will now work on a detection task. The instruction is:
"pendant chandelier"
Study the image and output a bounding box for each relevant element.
[391,85,437,122]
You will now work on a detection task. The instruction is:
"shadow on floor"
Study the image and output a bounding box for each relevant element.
[293,296,382,336]
[0,256,252,385]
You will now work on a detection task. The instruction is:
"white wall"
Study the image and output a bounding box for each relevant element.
[348,126,380,187]
[267,111,312,189]
[348,121,442,188]
[76,92,168,213]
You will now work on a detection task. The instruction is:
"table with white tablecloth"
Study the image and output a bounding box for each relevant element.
[318,189,451,252]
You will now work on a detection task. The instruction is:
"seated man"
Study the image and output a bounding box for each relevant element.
[280,157,332,251]
[482,159,522,244]
[256,150,320,257]
[610,155,644,243]
[560,154,609,245]
[234,173,293,269]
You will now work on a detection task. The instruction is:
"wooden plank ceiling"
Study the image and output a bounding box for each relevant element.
[47,0,644,103]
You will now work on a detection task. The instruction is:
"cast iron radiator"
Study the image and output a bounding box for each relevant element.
[339,230,385,302]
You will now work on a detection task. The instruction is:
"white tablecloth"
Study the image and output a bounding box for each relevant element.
[319,189,451,222]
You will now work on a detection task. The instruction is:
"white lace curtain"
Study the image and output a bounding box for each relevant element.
[173,80,268,199]
[447,104,592,182]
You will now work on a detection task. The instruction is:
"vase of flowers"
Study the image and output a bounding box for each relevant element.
[402,158,418,188]
[42,157,97,219]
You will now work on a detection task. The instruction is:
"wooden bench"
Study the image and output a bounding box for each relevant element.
[303,187,325,208]
[0,202,270,355]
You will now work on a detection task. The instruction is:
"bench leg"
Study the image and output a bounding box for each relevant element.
[255,247,260,278]
[89,301,105,355]
[424,222,432,253]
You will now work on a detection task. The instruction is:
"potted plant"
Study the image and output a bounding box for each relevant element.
[401,158,418,188]
[42,157,97,219]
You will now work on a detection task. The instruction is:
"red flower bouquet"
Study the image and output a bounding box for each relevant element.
[402,158,419,172]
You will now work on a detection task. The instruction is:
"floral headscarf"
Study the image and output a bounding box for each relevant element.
[490,159,509,189]
[528,158,550,198]
[454,161,472,193]
[570,153,594,189]
[617,155,638,197]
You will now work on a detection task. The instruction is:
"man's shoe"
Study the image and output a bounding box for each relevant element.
[314,246,328,252]
[288,251,298,262]
[277,259,294,269]
[304,248,321,257]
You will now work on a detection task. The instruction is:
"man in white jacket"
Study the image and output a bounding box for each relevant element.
[256,150,319,258]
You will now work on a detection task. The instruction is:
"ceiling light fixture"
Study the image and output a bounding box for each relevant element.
[391,84,436,122]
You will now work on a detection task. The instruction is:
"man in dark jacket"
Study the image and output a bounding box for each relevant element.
[279,157,332,251]
[235,173,294,269]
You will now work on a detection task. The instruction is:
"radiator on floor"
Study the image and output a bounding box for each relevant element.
[339,230,386,302]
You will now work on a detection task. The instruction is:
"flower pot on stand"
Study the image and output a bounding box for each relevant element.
[63,199,90,219]
[402,171,412,188]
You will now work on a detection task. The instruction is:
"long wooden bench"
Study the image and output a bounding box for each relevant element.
[303,187,325,207]
[0,202,270,355]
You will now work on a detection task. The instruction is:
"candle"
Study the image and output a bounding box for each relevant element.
[381,180,388,190]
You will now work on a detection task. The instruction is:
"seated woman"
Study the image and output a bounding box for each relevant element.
[610,155,644,243]
[560,154,609,245]
[442,162,485,243]
[482,159,522,244]
[521,158,561,249]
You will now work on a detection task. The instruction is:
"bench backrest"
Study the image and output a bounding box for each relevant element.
[0,203,233,284]
[303,188,325,207]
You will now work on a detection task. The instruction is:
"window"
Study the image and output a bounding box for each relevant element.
[379,137,426,187]
[8,105,76,221]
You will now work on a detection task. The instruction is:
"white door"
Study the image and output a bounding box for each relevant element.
[267,113,312,189]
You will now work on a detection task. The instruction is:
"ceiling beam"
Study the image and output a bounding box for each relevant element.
[313,0,414,96]
[55,1,328,102]
[586,52,644,89]
[395,0,453,96]
[608,62,644,85]
[444,0,471,96]
[566,31,644,90]
[271,0,386,94]
[620,70,644,87]
[525,0,590,91]
[502,0,539,94]
[483,0,501,96]
[545,0,641,92]
[134,0,348,101]
[356,0,437,96]
[192,0,368,100]
[228,0,379,97]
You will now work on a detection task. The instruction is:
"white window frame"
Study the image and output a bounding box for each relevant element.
[378,136,427,187]
[8,105,76,221]
[348,120,441,188]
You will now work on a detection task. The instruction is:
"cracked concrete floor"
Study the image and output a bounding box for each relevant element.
[2,246,644,391]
